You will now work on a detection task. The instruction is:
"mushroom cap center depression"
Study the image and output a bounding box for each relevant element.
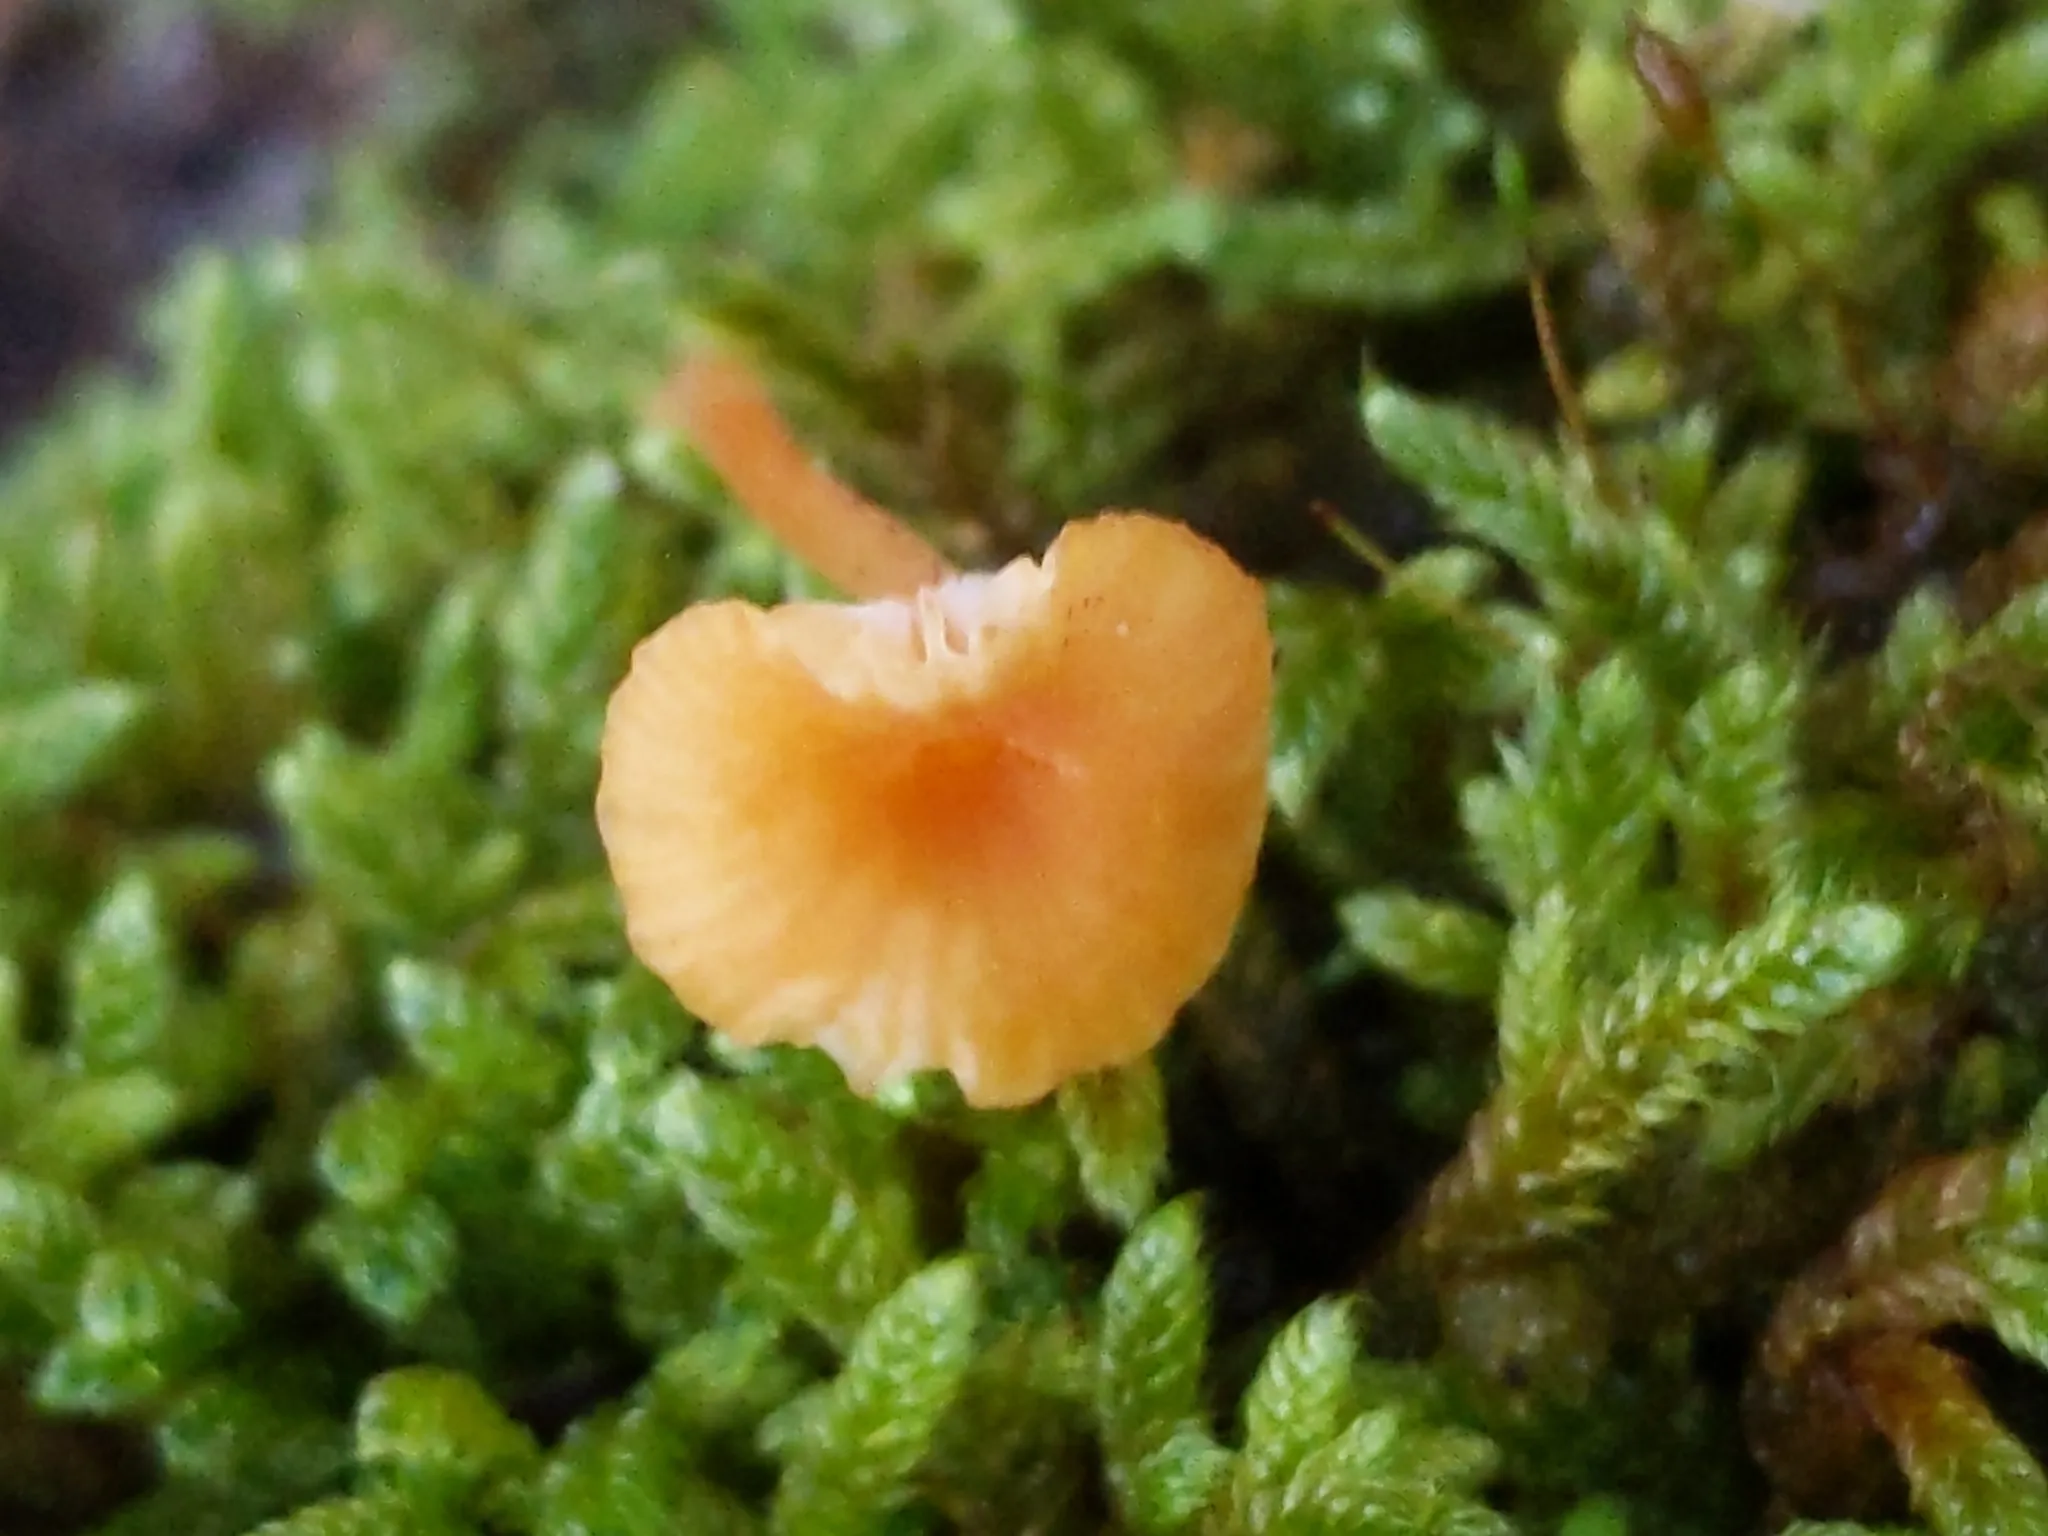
[824,557,1072,874]
[751,553,1091,912]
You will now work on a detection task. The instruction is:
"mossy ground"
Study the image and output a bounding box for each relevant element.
[8,2,2048,1533]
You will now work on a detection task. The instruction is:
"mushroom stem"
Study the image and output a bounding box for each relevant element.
[655,347,955,601]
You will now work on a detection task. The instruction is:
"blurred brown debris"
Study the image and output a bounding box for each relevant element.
[0,0,386,445]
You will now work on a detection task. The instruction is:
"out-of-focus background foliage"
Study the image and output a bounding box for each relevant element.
[15,1,2048,1534]
[0,0,707,444]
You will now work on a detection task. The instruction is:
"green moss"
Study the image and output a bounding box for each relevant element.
[10,1,2048,1533]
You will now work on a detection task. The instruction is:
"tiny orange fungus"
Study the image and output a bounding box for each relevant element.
[598,346,1272,1107]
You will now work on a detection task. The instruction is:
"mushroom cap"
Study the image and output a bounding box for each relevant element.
[596,512,1271,1107]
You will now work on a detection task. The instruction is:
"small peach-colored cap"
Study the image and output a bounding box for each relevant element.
[596,513,1271,1107]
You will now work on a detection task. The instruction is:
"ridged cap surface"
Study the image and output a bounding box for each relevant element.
[597,512,1271,1106]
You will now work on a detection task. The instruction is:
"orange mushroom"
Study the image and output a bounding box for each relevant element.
[596,347,1271,1107]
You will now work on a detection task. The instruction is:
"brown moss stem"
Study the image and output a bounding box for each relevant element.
[1846,1334,2007,1513]
[1746,1148,2001,1515]
[1757,1149,1997,1388]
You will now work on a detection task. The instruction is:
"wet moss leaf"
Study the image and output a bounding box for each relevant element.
[769,1255,983,1536]
[0,682,147,815]
[648,1070,920,1347]
[67,874,179,1073]
[1098,1196,1230,1531]
[1336,890,1506,998]
[355,1366,539,1510]
[1058,1058,1167,1228]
